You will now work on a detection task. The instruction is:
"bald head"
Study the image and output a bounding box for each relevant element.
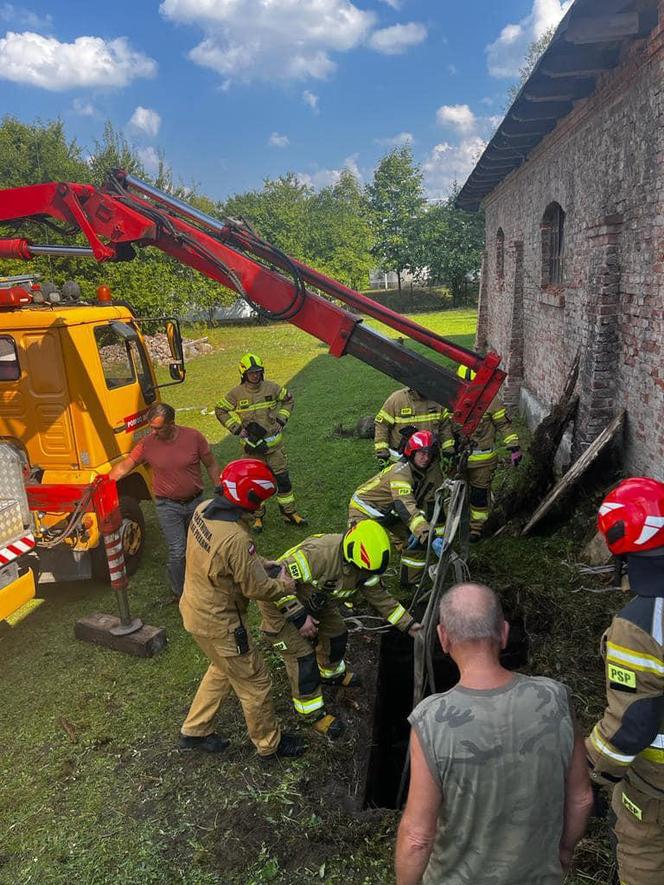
[439,583,504,646]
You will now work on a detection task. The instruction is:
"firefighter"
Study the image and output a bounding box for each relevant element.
[587,477,664,885]
[374,386,456,466]
[215,353,306,532]
[457,366,521,542]
[179,458,317,759]
[349,430,446,585]
[257,520,421,739]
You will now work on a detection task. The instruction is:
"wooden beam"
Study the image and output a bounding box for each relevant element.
[521,412,625,536]
[564,13,639,44]
[523,76,596,102]
[540,45,619,77]
[511,100,572,121]
[500,119,556,138]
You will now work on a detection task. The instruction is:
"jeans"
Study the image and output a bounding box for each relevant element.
[154,494,203,597]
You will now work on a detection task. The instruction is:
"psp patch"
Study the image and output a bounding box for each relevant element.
[288,562,302,580]
[608,663,636,692]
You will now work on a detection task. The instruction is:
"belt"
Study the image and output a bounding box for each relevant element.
[156,492,202,505]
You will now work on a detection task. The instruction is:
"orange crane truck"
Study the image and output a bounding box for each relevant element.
[0,171,505,637]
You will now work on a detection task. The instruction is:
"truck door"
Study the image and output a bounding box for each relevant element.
[92,321,157,453]
[1,330,77,467]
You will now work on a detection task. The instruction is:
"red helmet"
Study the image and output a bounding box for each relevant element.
[404,430,437,460]
[220,458,277,511]
[598,477,664,554]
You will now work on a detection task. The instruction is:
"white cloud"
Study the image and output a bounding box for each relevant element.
[72,97,96,116]
[379,0,402,8]
[436,103,476,134]
[296,154,362,189]
[160,0,374,84]
[447,63,457,76]
[0,4,52,30]
[302,89,319,112]
[128,106,161,137]
[367,21,426,55]
[375,131,413,147]
[422,136,487,200]
[137,146,161,174]
[268,131,289,148]
[0,31,156,90]
[486,0,572,78]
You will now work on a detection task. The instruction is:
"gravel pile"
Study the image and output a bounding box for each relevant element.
[99,333,213,366]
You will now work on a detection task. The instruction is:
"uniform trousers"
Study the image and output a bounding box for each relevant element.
[181,633,281,756]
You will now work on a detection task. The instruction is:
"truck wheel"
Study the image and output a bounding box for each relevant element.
[91,496,145,581]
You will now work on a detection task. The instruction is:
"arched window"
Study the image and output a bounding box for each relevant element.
[541,202,565,285]
[496,228,505,286]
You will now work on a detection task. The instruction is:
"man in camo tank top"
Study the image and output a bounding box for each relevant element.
[395,583,593,885]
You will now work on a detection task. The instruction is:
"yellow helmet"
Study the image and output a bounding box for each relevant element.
[457,364,476,382]
[342,520,391,573]
[239,352,264,378]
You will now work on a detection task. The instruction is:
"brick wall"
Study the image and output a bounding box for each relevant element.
[477,9,664,478]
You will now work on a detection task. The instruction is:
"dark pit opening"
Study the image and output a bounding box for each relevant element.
[364,613,529,809]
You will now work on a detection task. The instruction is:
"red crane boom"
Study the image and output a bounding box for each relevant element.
[0,170,504,435]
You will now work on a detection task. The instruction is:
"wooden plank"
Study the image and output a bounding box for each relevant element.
[523,76,596,102]
[521,411,624,536]
[511,100,573,121]
[564,13,640,45]
[74,612,167,657]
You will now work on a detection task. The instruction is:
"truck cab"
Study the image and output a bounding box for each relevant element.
[0,277,184,592]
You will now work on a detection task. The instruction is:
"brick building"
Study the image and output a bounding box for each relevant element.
[457,0,664,476]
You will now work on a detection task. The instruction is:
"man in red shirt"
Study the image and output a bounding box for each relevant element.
[110,402,220,599]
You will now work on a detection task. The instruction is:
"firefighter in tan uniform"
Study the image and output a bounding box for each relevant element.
[179,458,316,759]
[349,430,446,585]
[374,387,455,465]
[587,478,664,885]
[215,353,306,531]
[457,366,521,541]
[258,521,421,739]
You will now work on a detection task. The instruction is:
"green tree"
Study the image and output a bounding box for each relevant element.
[366,146,426,293]
[305,169,374,289]
[422,184,484,306]
[0,115,88,187]
[505,25,556,107]
[223,174,313,260]
[87,121,146,186]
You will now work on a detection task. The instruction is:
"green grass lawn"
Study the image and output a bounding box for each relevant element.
[0,307,616,884]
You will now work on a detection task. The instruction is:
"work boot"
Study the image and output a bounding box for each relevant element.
[261,732,306,760]
[321,670,362,688]
[312,713,345,741]
[283,511,308,527]
[178,732,230,753]
[253,515,264,533]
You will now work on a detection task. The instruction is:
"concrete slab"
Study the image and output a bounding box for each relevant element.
[74,612,167,657]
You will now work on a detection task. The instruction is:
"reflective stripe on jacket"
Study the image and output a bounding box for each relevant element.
[277,533,413,632]
[374,388,455,456]
[586,595,664,798]
[215,378,294,439]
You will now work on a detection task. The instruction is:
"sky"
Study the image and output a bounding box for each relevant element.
[0,0,574,202]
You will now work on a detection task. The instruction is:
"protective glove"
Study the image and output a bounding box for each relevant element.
[509,447,522,467]
[376,450,390,463]
[406,533,421,550]
[432,537,447,558]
